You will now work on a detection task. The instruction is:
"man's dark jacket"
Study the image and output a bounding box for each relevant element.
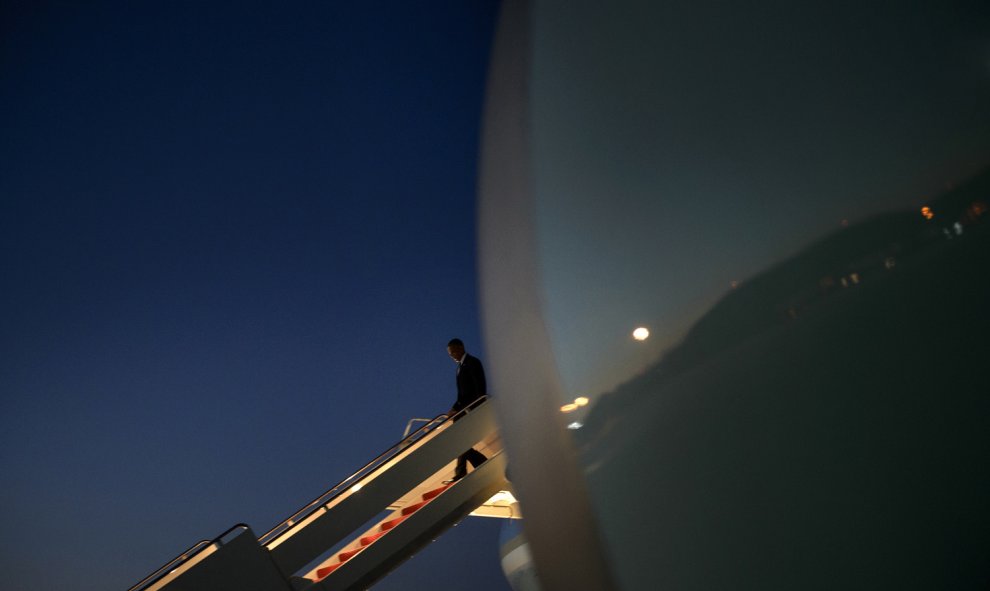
[452,353,487,413]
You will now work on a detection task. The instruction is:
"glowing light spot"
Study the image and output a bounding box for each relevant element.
[486,490,518,505]
[574,396,589,407]
[632,327,650,341]
[567,422,583,430]
[921,206,934,220]
[351,483,363,493]
[560,403,578,413]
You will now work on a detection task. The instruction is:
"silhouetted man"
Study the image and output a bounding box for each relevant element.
[446,338,488,482]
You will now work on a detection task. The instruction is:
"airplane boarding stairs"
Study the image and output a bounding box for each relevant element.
[129,398,511,591]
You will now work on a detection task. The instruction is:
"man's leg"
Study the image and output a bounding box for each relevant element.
[454,453,468,479]
[466,447,487,468]
[453,448,487,481]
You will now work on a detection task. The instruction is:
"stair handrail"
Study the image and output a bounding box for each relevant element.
[257,397,487,547]
[127,397,489,591]
[256,413,445,545]
[126,524,250,591]
[402,417,437,439]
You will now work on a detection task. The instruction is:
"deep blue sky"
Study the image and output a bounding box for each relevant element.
[0,2,507,590]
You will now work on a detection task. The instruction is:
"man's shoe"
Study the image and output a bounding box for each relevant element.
[443,473,466,485]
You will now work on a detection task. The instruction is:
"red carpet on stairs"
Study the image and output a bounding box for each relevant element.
[360,531,386,546]
[316,563,341,579]
[380,514,407,531]
[422,484,449,501]
[400,501,425,516]
[311,481,455,583]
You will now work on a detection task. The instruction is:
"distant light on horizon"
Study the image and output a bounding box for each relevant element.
[632,327,650,341]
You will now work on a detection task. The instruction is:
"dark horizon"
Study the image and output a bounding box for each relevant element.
[576,165,990,447]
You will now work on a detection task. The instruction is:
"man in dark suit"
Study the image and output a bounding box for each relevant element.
[446,338,488,481]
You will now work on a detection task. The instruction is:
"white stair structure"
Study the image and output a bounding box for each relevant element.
[129,399,509,591]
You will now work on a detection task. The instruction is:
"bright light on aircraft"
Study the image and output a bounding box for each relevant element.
[633,327,650,341]
[487,490,518,505]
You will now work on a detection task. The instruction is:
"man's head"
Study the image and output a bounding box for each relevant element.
[447,338,465,362]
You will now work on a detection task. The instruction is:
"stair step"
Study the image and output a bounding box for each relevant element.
[360,531,386,546]
[401,502,426,516]
[316,562,342,580]
[380,515,407,531]
[422,484,450,501]
[317,481,459,577]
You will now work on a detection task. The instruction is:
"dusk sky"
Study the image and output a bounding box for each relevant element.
[0,2,508,590]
